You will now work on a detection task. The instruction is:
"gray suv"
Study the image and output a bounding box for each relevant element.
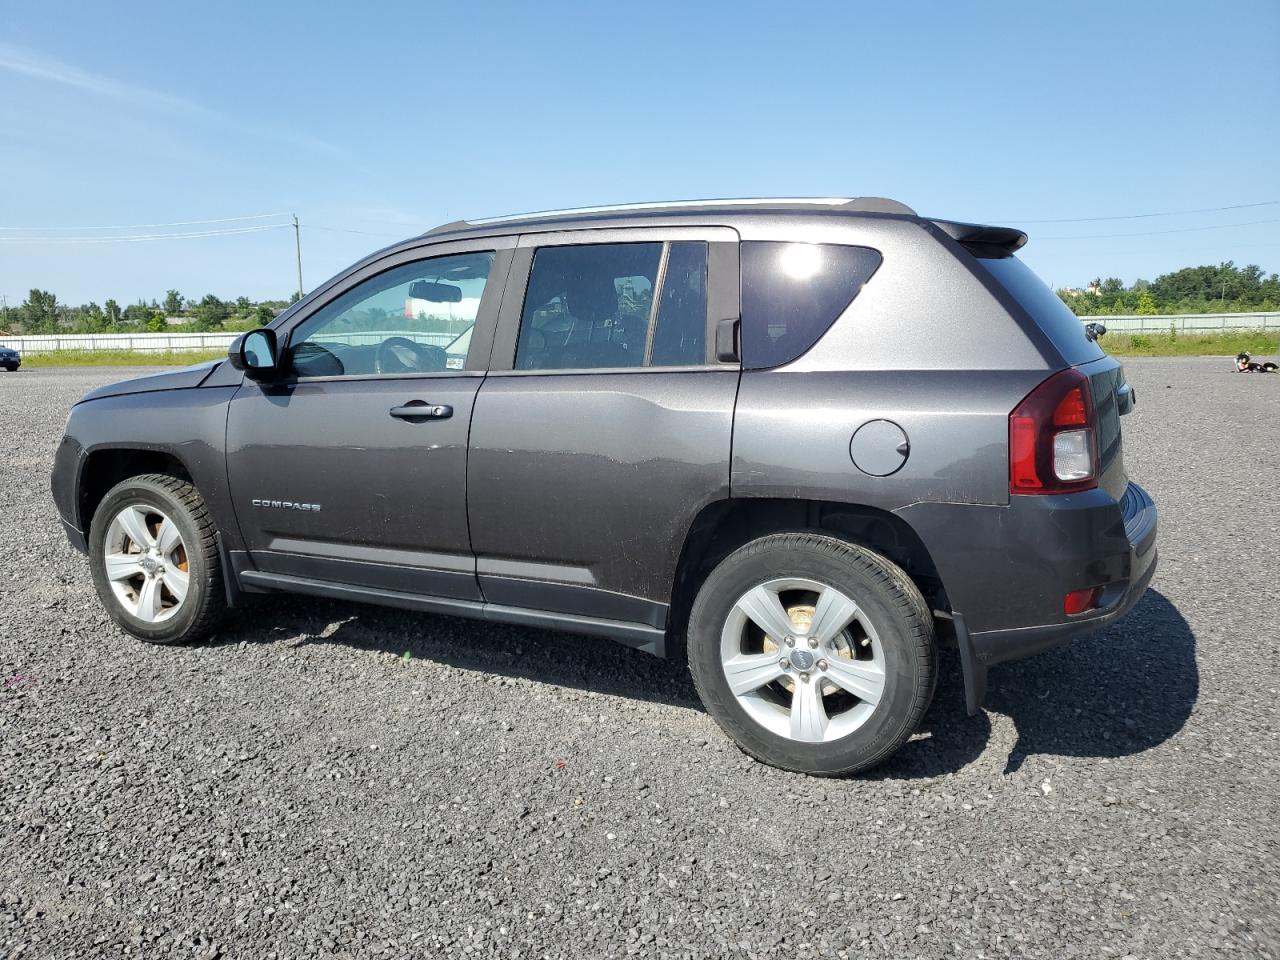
[50,197,1157,775]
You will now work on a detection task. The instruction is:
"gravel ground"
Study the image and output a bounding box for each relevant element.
[2,359,1278,960]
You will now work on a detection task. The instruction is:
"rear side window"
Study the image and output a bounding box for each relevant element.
[974,255,1104,365]
[516,243,660,370]
[515,241,709,370]
[740,242,882,369]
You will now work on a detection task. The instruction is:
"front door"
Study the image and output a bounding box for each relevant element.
[225,243,512,599]
[466,229,740,630]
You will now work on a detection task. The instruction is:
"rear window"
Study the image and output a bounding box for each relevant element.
[740,242,882,369]
[975,255,1104,365]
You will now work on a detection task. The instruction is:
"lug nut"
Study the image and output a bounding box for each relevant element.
[778,659,789,670]
[799,673,810,683]
[817,659,828,671]
[785,636,795,648]
[808,637,819,649]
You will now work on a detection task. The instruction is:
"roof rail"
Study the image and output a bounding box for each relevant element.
[424,196,916,234]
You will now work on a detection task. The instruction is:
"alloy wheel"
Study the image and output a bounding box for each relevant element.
[719,577,885,743]
[102,504,190,623]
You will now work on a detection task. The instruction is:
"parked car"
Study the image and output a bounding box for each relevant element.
[0,345,20,371]
[50,197,1157,775]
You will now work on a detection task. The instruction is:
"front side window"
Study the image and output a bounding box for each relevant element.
[740,242,882,369]
[288,251,494,378]
[515,241,709,370]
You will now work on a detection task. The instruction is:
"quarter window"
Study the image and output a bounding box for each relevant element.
[740,242,882,369]
[515,242,709,370]
[288,251,494,378]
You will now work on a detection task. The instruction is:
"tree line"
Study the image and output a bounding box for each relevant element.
[1,289,300,336]
[1059,261,1280,317]
[4,259,1276,334]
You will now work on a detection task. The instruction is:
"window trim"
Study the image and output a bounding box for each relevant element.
[275,239,516,383]
[484,364,734,379]
[491,226,739,374]
[640,242,671,366]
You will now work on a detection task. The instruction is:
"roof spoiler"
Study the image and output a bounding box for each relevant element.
[930,219,1028,258]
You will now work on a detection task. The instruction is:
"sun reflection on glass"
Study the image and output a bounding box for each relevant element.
[778,243,823,280]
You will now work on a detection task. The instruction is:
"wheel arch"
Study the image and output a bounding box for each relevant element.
[76,446,193,536]
[75,446,244,608]
[668,497,948,655]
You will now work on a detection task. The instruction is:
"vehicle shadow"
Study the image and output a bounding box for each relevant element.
[214,588,1196,777]
[869,589,1198,778]
[216,595,704,710]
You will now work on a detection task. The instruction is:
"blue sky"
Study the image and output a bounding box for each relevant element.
[2,0,1277,305]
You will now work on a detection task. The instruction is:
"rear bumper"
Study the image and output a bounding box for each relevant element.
[948,480,1158,713]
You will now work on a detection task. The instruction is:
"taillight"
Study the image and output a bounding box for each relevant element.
[1064,586,1103,615]
[1009,369,1099,495]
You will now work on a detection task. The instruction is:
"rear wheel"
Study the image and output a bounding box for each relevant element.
[88,474,226,645]
[687,533,936,776]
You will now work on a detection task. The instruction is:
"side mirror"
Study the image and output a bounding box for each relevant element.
[715,317,741,363]
[1085,321,1107,342]
[229,328,279,379]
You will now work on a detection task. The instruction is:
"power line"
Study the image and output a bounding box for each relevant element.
[1036,217,1280,241]
[1006,199,1280,224]
[0,217,407,244]
[0,224,291,244]
[0,212,290,231]
[303,223,409,238]
[4,199,1277,232]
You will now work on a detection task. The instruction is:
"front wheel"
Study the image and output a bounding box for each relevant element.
[88,473,226,645]
[687,533,936,776]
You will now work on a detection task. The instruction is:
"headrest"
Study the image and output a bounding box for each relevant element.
[565,275,618,324]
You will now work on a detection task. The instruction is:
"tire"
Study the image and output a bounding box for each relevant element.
[88,473,226,645]
[687,533,936,776]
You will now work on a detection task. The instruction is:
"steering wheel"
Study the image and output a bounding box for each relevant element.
[375,336,433,374]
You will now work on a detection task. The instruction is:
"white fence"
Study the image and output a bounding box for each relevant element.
[0,331,240,355]
[311,331,458,349]
[2,314,1276,356]
[1080,312,1280,333]
[0,329,459,355]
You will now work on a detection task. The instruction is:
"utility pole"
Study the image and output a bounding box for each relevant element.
[293,214,304,301]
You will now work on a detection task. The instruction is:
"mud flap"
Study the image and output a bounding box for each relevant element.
[952,611,987,715]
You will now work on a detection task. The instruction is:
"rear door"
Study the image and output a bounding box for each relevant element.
[225,240,513,598]
[467,227,740,630]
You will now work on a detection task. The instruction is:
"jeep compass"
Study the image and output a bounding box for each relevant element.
[51,197,1158,775]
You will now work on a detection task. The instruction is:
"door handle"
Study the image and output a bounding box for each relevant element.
[390,401,453,421]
